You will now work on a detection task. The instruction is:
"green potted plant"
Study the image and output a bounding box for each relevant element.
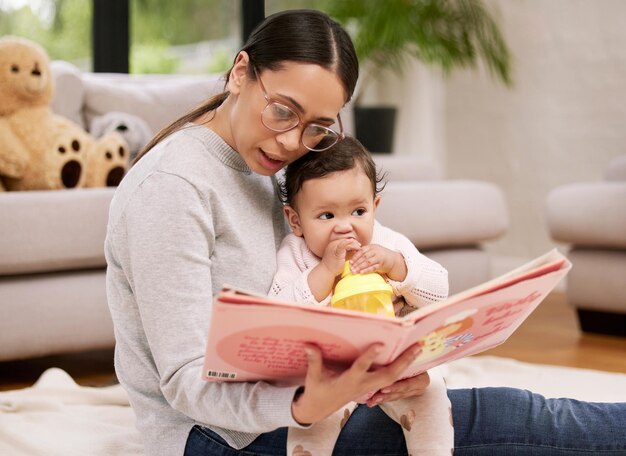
[323,0,512,153]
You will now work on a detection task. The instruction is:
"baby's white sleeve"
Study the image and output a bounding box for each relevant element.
[269,235,331,306]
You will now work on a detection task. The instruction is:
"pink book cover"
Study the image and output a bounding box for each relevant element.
[202,249,571,388]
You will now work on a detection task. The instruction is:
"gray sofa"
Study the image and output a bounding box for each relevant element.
[0,63,508,361]
[546,154,626,336]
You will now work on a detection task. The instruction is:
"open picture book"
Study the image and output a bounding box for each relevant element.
[203,249,571,390]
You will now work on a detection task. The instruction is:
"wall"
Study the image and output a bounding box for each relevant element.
[375,0,626,266]
[446,0,626,262]
[363,60,446,166]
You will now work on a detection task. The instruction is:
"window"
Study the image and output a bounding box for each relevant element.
[130,0,241,74]
[0,0,328,74]
[0,0,92,70]
[264,0,325,16]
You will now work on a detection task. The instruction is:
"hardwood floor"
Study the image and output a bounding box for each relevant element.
[0,347,117,392]
[482,291,626,373]
[0,291,624,392]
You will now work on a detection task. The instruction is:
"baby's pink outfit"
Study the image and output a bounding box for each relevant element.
[270,224,454,455]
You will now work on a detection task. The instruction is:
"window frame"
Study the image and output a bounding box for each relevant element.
[91,0,265,73]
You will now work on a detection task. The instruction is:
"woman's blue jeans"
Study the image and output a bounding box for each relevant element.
[184,387,626,455]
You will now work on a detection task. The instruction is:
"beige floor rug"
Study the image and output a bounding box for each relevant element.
[1,356,625,456]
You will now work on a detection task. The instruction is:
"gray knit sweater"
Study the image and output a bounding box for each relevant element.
[105,124,304,455]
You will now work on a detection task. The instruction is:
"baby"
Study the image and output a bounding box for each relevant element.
[270,136,453,455]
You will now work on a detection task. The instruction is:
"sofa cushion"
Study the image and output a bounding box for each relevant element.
[605,154,626,181]
[566,249,626,313]
[81,72,226,133]
[50,60,86,129]
[546,182,626,248]
[0,270,113,361]
[375,180,508,249]
[426,248,491,294]
[0,188,115,275]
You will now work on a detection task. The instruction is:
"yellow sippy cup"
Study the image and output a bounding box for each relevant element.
[330,261,395,317]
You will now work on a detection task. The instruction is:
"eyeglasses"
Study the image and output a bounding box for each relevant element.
[253,67,344,152]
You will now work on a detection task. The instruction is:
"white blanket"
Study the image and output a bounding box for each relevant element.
[0,368,143,456]
[443,357,626,402]
[1,356,625,456]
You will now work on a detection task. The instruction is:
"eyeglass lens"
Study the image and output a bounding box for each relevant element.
[262,102,339,151]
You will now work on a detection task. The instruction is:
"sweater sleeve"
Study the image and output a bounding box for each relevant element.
[117,172,308,434]
[373,222,449,308]
[269,234,331,306]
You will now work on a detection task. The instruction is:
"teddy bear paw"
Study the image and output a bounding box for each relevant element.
[84,132,129,188]
[57,138,84,188]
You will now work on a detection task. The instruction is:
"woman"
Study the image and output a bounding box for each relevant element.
[105,9,626,456]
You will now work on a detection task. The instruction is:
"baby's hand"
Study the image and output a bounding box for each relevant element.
[321,238,362,277]
[350,244,407,281]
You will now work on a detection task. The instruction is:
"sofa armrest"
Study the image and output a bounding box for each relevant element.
[546,182,626,248]
[376,180,508,250]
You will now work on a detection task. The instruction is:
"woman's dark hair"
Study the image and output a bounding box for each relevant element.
[134,9,358,164]
[280,136,386,207]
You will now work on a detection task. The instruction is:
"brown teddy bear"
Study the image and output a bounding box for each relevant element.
[0,35,128,191]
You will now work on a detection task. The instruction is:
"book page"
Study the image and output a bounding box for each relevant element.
[392,263,570,378]
[203,249,571,386]
[401,249,567,324]
[203,300,405,382]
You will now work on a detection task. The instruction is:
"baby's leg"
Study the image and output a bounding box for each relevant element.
[287,402,357,456]
[379,367,453,455]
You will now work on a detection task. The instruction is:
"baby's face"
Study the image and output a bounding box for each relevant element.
[289,166,379,258]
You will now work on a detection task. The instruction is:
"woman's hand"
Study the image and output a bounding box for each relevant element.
[350,244,408,282]
[291,342,423,425]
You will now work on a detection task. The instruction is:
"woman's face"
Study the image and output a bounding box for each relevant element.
[219,57,347,176]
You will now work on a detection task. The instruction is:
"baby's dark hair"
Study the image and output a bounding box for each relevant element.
[280,136,386,206]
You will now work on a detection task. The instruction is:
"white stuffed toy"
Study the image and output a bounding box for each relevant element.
[90,111,153,163]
